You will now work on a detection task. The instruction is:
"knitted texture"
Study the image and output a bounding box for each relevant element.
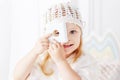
[44,2,83,28]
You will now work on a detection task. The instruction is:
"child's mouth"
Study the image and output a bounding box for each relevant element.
[63,44,73,48]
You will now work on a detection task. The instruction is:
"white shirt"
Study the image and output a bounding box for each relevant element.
[27,53,99,80]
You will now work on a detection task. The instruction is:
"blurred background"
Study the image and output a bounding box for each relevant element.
[0,0,120,80]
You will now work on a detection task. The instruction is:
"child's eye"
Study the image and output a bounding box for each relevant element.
[53,30,59,37]
[70,30,77,34]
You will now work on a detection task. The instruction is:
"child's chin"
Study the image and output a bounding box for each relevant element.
[65,50,73,55]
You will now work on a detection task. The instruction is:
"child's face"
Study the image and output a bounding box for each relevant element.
[62,22,81,56]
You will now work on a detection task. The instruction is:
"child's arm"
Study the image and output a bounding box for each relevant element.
[56,60,81,80]
[14,33,51,80]
[14,50,39,80]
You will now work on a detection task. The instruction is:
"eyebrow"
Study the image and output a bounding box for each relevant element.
[70,27,78,30]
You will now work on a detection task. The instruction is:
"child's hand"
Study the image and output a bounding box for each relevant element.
[48,39,66,64]
[31,33,52,55]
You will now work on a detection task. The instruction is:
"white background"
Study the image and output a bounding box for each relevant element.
[0,0,120,80]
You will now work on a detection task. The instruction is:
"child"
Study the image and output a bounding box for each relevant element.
[14,2,98,80]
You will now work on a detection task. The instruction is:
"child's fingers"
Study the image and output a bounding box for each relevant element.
[49,43,54,50]
[40,40,49,43]
[44,33,52,39]
[42,46,49,50]
[52,43,58,49]
[60,43,63,48]
[41,43,49,47]
[38,33,51,42]
[37,38,49,44]
[51,39,60,48]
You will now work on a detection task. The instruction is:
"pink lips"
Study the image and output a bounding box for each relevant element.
[63,44,73,48]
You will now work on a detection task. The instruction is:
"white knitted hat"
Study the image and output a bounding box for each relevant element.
[44,2,83,28]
